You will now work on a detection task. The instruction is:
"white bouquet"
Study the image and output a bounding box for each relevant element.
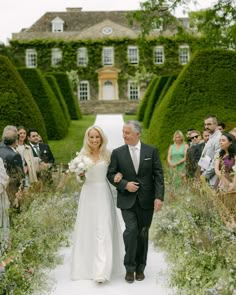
[68,153,94,183]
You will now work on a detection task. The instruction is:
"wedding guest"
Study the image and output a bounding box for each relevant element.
[71,126,124,283]
[214,132,236,192]
[16,126,38,187]
[202,129,210,144]
[229,128,236,139]
[0,157,10,256]
[27,129,55,164]
[27,128,55,184]
[186,130,204,178]
[198,115,221,186]
[107,120,164,283]
[186,128,195,146]
[217,121,226,132]
[0,126,24,206]
[167,130,189,188]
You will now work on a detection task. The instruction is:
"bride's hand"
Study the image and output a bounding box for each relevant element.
[114,172,123,183]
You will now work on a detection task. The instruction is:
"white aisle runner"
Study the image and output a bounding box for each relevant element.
[47,114,176,295]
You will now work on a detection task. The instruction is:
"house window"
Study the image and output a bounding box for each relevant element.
[128,81,139,100]
[26,49,37,68]
[78,81,90,101]
[179,45,190,65]
[152,18,163,31]
[77,47,88,66]
[128,46,139,64]
[154,46,164,64]
[51,17,64,32]
[103,47,114,66]
[51,48,62,66]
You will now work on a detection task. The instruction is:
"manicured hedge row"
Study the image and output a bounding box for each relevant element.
[18,68,68,140]
[136,76,158,122]
[147,49,236,160]
[50,72,82,120]
[143,75,170,128]
[0,55,47,141]
[44,75,71,126]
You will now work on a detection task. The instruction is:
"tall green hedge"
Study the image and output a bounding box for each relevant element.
[147,49,236,160]
[44,74,71,126]
[136,76,158,121]
[18,68,68,140]
[0,55,47,141]
[50,72,82,120]
[143,75,170,128]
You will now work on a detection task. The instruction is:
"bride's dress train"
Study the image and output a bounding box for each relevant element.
[71,160,124,281]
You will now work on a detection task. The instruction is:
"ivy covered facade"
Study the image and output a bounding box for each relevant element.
[10,8,207,103]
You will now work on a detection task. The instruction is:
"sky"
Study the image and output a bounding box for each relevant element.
[0,0,215,45]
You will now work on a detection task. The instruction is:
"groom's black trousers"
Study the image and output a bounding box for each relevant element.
[121,199,154,273]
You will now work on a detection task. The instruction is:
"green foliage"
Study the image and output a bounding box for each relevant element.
[147,49,236,160]
[137,76,158,121]
[44,74,71,126]
[0,55,47,140]
[190,1,236,50]
[143,75,169,128]
[49,115,95,164]
[150,183,236,294]
[18,68,68,140]
[50,72,82,120]
[0,189,78,295]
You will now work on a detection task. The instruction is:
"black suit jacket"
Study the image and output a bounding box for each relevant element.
[107,142,164,210]
[0,146,24,177]
[30,143,55,164]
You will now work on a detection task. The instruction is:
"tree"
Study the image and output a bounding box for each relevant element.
[190,0,236,49]
[128,0,198,37]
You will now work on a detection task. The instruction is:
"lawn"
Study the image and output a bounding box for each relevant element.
[49,115,96,164]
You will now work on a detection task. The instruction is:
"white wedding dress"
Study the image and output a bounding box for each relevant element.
[71,160,124,281]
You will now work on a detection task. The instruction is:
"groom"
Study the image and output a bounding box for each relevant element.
[107,120,164,283]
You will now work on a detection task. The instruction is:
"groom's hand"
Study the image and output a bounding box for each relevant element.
[125,182,139,192]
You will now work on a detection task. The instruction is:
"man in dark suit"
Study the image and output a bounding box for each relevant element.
[27,129,55,164]
[27,128,55,184]
[107,120,164,283]
[0,125,24,206]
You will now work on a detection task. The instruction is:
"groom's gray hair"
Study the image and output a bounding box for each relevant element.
[124,120,142,134]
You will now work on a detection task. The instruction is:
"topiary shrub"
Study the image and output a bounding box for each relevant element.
[147,49,236,160]
[143,75,170,129]
[0,55,47,141]
[50,72,82,120]
[136,76,158,122]
[18,68,68,140]
[44,74,71,126]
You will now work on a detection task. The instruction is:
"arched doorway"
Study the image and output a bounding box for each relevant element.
[96,67,120,100]
[103,80,114,100]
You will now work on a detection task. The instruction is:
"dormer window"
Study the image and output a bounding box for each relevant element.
[152,18,163,31]
[51,17,64,32]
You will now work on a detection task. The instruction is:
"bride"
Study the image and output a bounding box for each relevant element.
[70,126,124,283]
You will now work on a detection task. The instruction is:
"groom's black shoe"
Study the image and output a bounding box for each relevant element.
[125,272,134,283]
[135,272,145,281]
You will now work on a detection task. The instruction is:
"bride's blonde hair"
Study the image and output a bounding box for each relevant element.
[80,125,111,162]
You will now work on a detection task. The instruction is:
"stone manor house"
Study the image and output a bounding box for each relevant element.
[11,7,197,113]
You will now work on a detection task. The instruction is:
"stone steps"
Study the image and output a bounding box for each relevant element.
[79,100,139,114]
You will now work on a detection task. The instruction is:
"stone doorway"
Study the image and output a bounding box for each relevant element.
[97,67,120,100]
[103,80,114,100]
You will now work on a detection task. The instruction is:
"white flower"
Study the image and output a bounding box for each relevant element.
[232,165,236,172]
[68,154,94,182]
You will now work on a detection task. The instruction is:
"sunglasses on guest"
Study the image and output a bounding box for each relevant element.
[191,135,199,140]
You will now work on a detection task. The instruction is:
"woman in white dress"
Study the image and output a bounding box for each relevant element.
[70,126,124,283]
